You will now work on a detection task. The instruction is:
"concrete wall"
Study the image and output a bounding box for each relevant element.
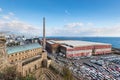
[17,51,48,76]
[22,58,42,76]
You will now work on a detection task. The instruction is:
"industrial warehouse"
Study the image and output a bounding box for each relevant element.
[46,40,112,58]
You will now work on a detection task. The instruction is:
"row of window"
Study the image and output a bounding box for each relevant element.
[9,48,41,57]
[25,64,39,76]
[10,52,39,63]
[9,48,41,63]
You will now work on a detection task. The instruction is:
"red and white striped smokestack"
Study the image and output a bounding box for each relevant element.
[43,17,46,51]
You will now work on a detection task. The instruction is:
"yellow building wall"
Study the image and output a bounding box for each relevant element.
[7,48,42,63]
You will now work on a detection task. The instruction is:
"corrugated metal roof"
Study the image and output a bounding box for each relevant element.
[61,44,73,49]
[47,40,55,44]
[7,43,42,54]
[52,40,111,47]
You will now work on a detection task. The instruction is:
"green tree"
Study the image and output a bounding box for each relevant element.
[23,75,36,80]
[42,59,47,68]
[0,66,36,80]
[63,66,74,80]
[3,66,17,80]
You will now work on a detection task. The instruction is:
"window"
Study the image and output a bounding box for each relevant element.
[26,70,27,76]
[11,60,13,63]
[35,65,37,70]
[29,68,31,73]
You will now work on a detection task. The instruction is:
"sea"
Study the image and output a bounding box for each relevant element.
[46,37,120,49]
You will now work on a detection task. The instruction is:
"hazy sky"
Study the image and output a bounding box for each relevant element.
[0,0,120,37]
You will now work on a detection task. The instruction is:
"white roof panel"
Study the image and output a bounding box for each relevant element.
[61,44,73,49]
[52,40,111,47]
[47,40,55,44]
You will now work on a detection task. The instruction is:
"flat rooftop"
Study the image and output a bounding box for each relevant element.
[50,40,111,47]
[47,40,56,44]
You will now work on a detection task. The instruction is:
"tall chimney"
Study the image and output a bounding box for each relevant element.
[43,17,46,51]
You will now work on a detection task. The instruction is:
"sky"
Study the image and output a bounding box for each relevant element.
[0,0,120,37]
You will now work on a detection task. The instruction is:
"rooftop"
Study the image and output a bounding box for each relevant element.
[47,40,55,44]
[7,43,42,54]
[51,40,111,47]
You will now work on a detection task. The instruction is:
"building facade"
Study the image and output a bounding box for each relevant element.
[0,34,9,71]
[46,40,112,58]
[0,34,47,76]
[46,40,60,54]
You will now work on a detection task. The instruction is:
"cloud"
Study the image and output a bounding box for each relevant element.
[0,8,120,37]
[65,22,84,28]
[9,12,15,16]
[0,8,42,37]
[0,12,42,37]
[0,20,42,36]
[0,9,42,37]
[49,22,120,37]
[87,22,94,26]
[0,8,2,12]
[2,12,15,20]
[65,10,70,15]
[2,16,10,20]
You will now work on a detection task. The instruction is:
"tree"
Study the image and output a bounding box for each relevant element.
[62,66,74,80]
[3,66,17,80]
[0,66,36,80]
[42,59,47,68]
[0,72,4,79]
[23,75,36,80]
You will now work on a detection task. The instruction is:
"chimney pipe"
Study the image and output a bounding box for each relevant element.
[43,17,46,51]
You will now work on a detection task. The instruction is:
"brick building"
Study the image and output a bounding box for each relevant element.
[46,40,112,58]
[0,34,47,76]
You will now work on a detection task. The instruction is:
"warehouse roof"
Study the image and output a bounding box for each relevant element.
[47,40,56,44]
[7,43,41,54]
[51,40,111,47]
[61,44,73,49]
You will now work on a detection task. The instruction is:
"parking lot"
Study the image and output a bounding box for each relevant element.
[48,53,120,80]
